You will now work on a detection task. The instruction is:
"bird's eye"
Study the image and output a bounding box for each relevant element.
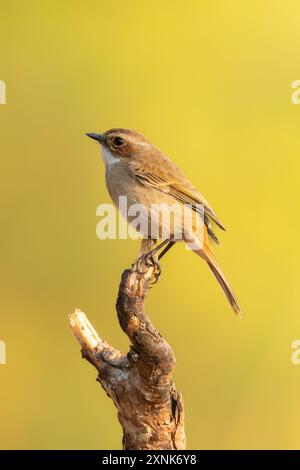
[113,137,124,147]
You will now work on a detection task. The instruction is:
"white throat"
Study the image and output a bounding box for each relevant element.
[101,145,120,169]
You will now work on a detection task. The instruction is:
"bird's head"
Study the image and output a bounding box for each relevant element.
[86,128,152,161]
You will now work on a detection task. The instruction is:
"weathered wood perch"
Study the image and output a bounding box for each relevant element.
[69,258,185,450]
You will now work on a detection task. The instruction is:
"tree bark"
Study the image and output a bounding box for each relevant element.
[69,259,185,450]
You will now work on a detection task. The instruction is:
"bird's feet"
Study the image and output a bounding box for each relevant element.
[132,252,161,286]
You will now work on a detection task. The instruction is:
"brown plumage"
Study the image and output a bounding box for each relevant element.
[87,128,241,315]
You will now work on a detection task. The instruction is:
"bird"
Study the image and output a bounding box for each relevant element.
[87,128,241,315]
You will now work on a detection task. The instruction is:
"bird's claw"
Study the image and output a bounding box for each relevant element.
[148,255,161,286]
[132,252,161,286]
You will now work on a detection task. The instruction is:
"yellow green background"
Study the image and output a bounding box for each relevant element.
[1,0,300,449]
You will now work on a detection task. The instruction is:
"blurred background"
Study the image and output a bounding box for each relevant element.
[0,0,300,450]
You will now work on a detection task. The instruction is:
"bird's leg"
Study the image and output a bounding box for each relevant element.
[132,239,156,273]
[132,238,161,285]
[158,240,175,260]
[146,239,176,284]
[132,239,174,286]
[145,238,174,258]
[137,238,157,259]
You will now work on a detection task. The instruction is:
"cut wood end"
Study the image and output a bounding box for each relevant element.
[68,309,101,350]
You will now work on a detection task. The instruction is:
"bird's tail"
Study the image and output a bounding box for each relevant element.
[197,245,242,316]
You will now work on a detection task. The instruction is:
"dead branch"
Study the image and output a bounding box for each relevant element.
[69,260,185,450]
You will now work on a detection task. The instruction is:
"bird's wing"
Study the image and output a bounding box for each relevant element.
[128,153,225,232]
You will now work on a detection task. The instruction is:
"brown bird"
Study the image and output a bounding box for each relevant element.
[87,128,241,315]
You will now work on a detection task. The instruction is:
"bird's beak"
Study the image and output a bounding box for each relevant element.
[86,133,105,143]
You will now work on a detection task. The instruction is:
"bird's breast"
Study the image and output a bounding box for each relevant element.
[104,162,201,240]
